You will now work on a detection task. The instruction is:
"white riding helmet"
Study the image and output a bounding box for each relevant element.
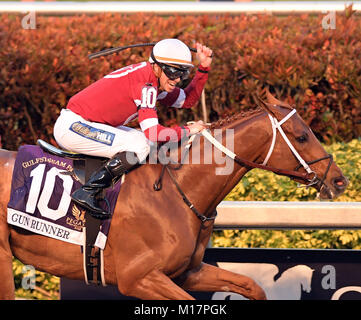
[149,39,194,68]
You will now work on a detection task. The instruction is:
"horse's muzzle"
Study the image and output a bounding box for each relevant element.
[318,175,349,200]
[331,176,349,193]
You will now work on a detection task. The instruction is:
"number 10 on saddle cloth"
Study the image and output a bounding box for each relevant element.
[7,145,121,249]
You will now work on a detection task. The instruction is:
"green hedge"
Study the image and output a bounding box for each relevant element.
[213,138,361,249]
[0,12,360,151]
[13,260,59,300]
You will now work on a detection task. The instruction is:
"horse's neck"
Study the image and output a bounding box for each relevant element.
[177,111,271,215]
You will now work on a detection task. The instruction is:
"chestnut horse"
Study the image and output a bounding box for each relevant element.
[0,93,348,300]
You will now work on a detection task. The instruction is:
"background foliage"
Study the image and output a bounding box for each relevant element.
[0,12,360,151]
[13,261,59,300]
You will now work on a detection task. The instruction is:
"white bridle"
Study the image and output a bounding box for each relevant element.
[261,109,314,175]
[197,108,315,177]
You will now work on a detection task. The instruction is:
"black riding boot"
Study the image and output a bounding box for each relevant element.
[71,152,139,219]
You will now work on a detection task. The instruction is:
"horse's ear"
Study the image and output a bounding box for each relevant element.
[266,88,293,110]
[255,92,293,120]
[266,88,282,105]
[255,93,278,118]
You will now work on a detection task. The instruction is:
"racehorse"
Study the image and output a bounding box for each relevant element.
[0,91,348,300]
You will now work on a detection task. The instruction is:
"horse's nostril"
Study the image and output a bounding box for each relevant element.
[332,176,348,190]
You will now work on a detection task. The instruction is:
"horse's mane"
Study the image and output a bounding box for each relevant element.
[209,107,264,129]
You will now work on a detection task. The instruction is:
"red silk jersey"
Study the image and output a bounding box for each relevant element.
[67,61,209,142]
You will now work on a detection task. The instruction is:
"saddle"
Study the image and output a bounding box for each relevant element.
[37,139,107,286]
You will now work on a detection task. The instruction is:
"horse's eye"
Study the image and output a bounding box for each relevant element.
[296,134,308,143]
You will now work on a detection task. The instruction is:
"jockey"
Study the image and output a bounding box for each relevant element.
[53,38,213,219]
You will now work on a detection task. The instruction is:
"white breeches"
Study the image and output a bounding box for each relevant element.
[53,109,150,162]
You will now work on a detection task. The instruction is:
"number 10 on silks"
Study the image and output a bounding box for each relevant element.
[140,86,157,109]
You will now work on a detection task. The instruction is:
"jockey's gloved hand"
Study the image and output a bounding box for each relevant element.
[196,43,213,68]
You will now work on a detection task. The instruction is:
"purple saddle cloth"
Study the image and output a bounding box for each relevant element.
[7,145,121,249]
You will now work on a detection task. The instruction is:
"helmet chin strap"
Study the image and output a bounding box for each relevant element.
[152,63,162,78]
[149,63,163,90]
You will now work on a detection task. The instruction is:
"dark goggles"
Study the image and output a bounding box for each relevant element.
[159,64,190,81]
[151,50,191,81]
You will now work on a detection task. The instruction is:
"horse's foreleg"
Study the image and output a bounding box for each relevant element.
[119,269,196,300]
[0,254,15,300]
[176,262,267,300]
[0,222,15,299]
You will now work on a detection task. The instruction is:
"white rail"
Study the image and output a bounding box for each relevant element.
[214,201,361,229]
[0,1,360,14]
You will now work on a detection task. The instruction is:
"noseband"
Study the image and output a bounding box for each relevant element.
[294,154,333,189]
